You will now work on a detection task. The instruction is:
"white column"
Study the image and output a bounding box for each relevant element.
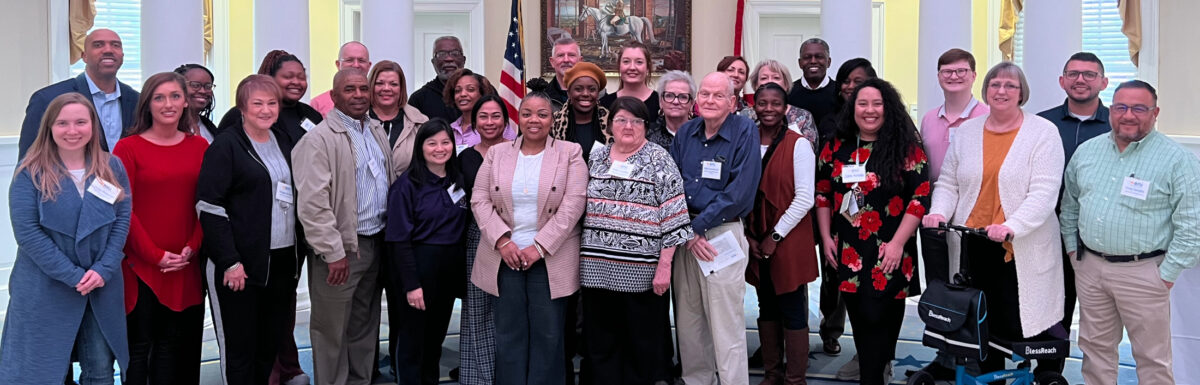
[820,0,872,73]
[141,0,204,79]
[361,0,415,91]
[917,0,972,117]
[255,0,310,93]
[1022,0,1082,112]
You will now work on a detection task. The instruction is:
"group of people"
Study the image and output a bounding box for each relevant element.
[0,26,1194,385]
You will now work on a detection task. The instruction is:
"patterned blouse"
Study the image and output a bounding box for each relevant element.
[580,142,693,292]
[815,137,930,298]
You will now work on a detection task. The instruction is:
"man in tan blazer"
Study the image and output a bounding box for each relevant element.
[293,69,393,385]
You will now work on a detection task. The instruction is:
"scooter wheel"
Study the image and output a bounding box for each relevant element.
[906,370,937,385]
[1035,372,1069,385]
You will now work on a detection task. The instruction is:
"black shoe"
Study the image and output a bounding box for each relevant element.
[449,367,460,381]
[822,338,841,355]
[904,362,956,381]
[748,346,763,368]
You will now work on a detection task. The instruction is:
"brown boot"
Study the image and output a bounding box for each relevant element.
[783,328,810,385]
[757,320,785,385]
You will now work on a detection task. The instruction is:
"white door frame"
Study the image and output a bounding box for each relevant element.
[341,0,486,74]
[742,0,885,78]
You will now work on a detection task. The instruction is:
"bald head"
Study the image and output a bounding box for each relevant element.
[332,69,370,118]
[697,72,737,121]
[83,29,124,81]
[337,41,371,72]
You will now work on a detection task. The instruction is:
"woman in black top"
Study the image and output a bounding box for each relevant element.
[217,50,321,143]
[597,41,660,119]
[551,62,609,166]
[456,94,511,384]
[175,63,218,143]
[385,118,470,385]
[196,75,310,385]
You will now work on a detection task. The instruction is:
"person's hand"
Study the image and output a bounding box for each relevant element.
[181,246,196,260]
[1164,280,1175,290]
[922,214,946,230]
[760,237,779,258]
[498,237,522,270]
[158,251,189,273]
[984,224,1014,243]
[518,246,542,269]
[686,236,717,262]
[76,269,105,295]
[326,258,349,286]
[407,288,426,310]
[652,263,671,296]
[223,264,247,292]
[879,241,904,274]
[747,238,762,259]
[821,236,838,267]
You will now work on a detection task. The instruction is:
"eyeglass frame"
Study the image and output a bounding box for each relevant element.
[661,92,693,104]
[434,50,465,60]
[938,68,972,78]
[187,81,216,91]
[1111,103,1154,117]
[1063,70,1101,81]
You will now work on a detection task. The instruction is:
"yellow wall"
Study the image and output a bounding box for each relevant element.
[226,0,255,106]
[881,0,919,108]
[308,0,341,95]
[970,0,990,97]
[1155,1,1197,136]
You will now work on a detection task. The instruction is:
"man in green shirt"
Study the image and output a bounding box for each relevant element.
[1061,80,1200,385]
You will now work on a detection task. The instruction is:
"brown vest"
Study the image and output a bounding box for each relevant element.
[746,130,819,294]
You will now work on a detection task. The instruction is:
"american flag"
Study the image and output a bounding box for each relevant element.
[499,0,525,128]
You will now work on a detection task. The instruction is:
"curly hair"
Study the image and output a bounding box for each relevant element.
[173,63,215,119]
[836,78,923,186]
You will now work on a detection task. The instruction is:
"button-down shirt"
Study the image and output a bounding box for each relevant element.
[84,73,123,149]
[669,114,762,235]
[335,109,389,236]
[920,97,989,182]
[1061,130,1200,282]
[1037,100,1111,165]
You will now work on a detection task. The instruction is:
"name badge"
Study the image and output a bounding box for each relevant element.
[87,179,121,204]
[447,183,466,203]
[701,160,723,180]
[842,164,868,183]
[608,161,635,179]
[1121,176,1150,200]
[456,144,469,155]
[368,158,384,179]
[300,119,316,131]
[839,190,861,221]
[275,181,294,204]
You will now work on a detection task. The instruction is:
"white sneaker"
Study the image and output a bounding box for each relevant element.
[283,373,311,385]
[835,354,860,380]
[883,361,894,383]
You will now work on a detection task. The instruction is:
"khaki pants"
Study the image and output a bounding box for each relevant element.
[308,235,383,385]
[1075,249,1174,385]
[673,221,750,385]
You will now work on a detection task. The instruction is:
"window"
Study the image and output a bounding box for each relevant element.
[1082,0,1136,104]
[70,0,142,91]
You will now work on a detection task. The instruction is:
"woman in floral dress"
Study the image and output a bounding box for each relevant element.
[814,78,930,385]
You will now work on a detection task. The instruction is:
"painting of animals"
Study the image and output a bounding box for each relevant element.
[541,0,692,75]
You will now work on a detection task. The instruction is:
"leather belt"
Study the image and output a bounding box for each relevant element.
[1080,241,1165,263]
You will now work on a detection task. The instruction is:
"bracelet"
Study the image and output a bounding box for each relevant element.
[225,262,242,273]
[534,243,546,259]
[499,240,513,249]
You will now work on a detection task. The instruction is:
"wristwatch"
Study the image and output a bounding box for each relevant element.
[770,232,784,242]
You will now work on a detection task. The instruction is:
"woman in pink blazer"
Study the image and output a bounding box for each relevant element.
[470,92,588,385]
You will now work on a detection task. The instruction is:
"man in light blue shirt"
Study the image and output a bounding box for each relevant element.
[18,29,138,159]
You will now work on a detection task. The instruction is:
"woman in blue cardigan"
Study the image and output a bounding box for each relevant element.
[0,93,132,384]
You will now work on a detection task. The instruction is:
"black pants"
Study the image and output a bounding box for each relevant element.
[565,292,582,385]
[818,220,847,341]
[208,247,297,385]
[1035,245,1076,374]
[125,279,204,385]
[581,287,672,384]
[844,293,905,385]
[966,234,1060,380]
[755,261,809,330]
[389,243,462,385]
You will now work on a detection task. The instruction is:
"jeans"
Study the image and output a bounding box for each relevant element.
[494,261,568,385]
[755,261,810,330]
[75,303,116,385]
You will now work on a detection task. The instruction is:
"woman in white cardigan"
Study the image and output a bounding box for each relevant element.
[921,62,1066,376]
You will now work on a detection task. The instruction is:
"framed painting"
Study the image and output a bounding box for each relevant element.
[540,0,692,76]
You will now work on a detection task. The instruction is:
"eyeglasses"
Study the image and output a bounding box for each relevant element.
[987,82,1021,91]
[1111,104,1153,116]
[938,68,971,78]
[434,50,464,60]
[187,81,216,91]
[1063,71,1100,81]
[662,92,692,104]
[613,117,645,127]
[696,92,729,102]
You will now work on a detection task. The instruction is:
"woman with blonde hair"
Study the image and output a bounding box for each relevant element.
[0,93,132,384]
[744,59,819,148]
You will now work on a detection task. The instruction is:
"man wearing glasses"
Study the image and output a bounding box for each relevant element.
[1060,80,1198,385]
[311,41,372,116]
[409,36,467,121]
[1036,51,1111,375]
